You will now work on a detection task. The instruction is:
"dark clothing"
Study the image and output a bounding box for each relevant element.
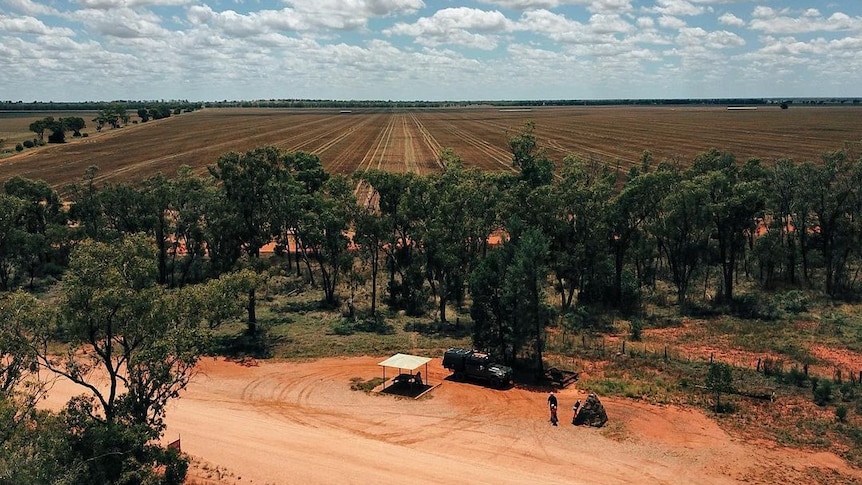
[548,394,558,408]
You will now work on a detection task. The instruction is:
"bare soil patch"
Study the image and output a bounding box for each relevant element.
[43,356,862,484]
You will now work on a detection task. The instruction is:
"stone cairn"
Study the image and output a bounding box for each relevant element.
[572,393,608,427]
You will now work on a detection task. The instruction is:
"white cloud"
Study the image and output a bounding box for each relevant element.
[754,35,862,57]
[636,16,655,29]
[717,13,744,27]
[588,13,634,34]
[186,5,375,36]
[517,9,588,41]
[0,15,74,36]
[688,0,758,3]
[76,0,193,9]
[648,0,707,17]
[1,0,860,101]
[385,7,513,49]
[658,15,686,30]
[479,0,564,9]
[3,0,59,16]
[752,6,775,18]
[479,0,632,14]
[68,8,171,39]
[676,27,744,49]
[284,0,425,24]
[585,0,633,14]
[750,10,862,34]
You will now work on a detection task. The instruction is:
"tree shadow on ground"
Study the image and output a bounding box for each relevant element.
[278,300,326,313]
[209,328,284,359]
[403,320,471,339]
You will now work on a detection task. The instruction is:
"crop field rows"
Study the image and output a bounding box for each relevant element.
[0,106,860,193]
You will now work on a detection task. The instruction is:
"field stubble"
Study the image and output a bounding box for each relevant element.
[0,106,860,193]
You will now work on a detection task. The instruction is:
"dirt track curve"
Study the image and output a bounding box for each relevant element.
[42,356,862,485]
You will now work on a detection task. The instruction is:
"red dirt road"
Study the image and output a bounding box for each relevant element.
[43,357,862,485]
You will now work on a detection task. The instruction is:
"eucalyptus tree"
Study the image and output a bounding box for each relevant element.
[358,170,426,315]
[409,152,483,322]
[607,163,675,306]
[292,174,355,307]
[689,149,766,301]
[351,202,389,318]
[757,159,801,285]
[509,121,554,188]
[167,166,215,287]
[67,165,105,241]
[27,234,245,484]
[3,176,68,288]
[208,146,288,332]
[0,291,48,443]
[652,173,711,311]
[28,117,59,141]
[797,152,862,296]
[544,156,615,311]
[470,220,552,371]
[0,194,27,290]
[279,151,329,283]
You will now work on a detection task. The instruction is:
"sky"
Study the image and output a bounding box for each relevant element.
[1,0,861,101]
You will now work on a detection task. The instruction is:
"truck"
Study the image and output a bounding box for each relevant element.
[442,348,514,388]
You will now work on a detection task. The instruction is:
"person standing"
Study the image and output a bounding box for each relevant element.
[548,391,558,426]
[571,400,581,425]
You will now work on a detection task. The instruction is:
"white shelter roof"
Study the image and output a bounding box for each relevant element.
[377,353,432,371]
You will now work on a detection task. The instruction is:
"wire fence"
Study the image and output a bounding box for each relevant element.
[547,331,862,387]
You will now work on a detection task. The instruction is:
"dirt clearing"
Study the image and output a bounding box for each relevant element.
[42,356,862,484]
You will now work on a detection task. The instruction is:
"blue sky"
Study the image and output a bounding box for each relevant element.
[1,0,860,101]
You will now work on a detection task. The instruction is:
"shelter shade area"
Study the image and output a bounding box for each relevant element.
[377,353,436,398]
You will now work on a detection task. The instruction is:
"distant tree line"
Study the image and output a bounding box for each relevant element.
[2,126,862,482]
[3,99,860,112]
[200,98,861,108]
[18,103,201,149]
[0,100,203,112]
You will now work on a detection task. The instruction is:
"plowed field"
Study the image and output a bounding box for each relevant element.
[1,106,860,192]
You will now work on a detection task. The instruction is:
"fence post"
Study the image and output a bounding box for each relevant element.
[622,340,626,355]
[710,353,714,364]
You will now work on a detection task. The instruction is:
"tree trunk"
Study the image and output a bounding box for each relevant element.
[370,250,378,318]
[247,288,257,334]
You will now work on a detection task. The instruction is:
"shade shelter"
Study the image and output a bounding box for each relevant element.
[378,353,432,390]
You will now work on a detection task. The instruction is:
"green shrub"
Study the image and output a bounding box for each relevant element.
[330,320,354,335]
[820,311,846,336]
[836,404,848,422]
[732,293,779,320]
[22,140,34,148]
[785,367,808,387]
[15,143,23,152]
[813,379,833,406]
[774,290,807,314]
[630,319,643,342]
[839,382,856,402]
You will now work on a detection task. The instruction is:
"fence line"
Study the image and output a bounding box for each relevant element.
[548,332,861,385]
